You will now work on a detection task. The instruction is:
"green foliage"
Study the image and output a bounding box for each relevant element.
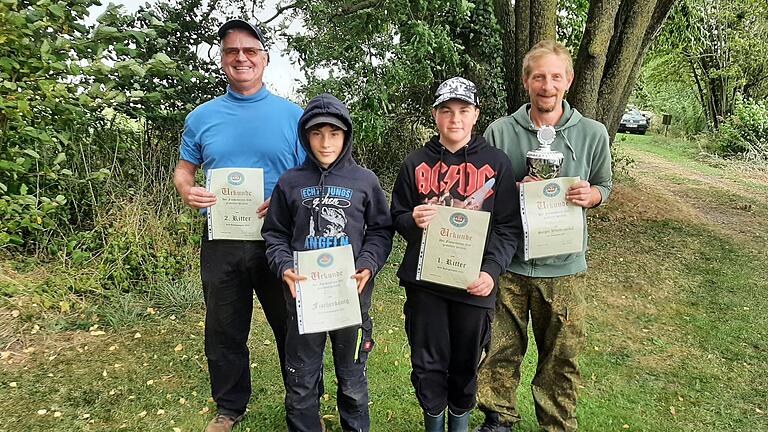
[0,0,225,297]
[652,0,768,129]
[716,97,768,160]
[285,0,508,179]
[634,53,707,135]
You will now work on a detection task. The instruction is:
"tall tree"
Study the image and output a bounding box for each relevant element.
[567,0,679,139]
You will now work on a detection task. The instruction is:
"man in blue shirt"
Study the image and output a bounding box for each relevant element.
[173,19,305,432]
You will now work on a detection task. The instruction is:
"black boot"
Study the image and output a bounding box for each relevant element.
[447,409,470,432]
[473,411,512,432]
[424,409,446,432]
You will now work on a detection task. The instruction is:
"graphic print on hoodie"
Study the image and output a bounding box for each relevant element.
[262,93,393,285]
[390,135,523,308]
[301,184,352,249]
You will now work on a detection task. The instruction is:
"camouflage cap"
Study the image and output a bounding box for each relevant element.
[433,77,479,107]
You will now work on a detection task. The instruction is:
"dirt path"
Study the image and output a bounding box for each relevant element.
[619,144,768,247]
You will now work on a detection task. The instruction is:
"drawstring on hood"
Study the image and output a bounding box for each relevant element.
[427,134,490,202]
[516,100,582,161]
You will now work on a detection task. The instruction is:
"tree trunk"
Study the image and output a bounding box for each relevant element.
[605,0,679,139]
[513,0,530,110]
[499,0,679,141]
[493,0,516,113]
[569,0,622,118]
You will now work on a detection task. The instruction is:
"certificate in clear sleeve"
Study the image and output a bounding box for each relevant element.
[416,206,490,289]
[520,176,584,260]
[206,168,264,240]
[294,245,362,335]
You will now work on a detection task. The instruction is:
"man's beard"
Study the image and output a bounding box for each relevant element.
[534,100,557,113]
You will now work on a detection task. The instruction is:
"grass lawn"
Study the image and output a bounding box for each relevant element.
[1,133,767,431]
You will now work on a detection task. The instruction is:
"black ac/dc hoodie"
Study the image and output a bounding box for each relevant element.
[390,134,522,308]
[262,94,393,290]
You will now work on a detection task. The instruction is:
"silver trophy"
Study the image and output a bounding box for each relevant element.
[526,125,563,179]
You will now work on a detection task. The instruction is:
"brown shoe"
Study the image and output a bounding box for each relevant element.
[204,413,244,432]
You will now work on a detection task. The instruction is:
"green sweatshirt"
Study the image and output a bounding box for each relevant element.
[483,101,613,277]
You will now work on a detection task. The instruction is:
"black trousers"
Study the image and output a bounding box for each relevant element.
[404,285,493,416]
[200,237,288,417]
[284,284,374,432]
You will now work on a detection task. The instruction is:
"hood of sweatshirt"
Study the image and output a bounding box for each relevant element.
[298,93,354,172]
[511,100,583,161]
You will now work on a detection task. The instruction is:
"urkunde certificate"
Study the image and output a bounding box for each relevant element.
[416,206,490,289]
[206,168,264,240]
[520,177,584,260]
[294,245,362,335]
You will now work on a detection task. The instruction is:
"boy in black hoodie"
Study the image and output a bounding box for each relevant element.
[390,77,522,432]
[263,93,393,432]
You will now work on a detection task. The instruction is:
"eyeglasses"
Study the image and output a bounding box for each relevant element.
[222,47,267,59]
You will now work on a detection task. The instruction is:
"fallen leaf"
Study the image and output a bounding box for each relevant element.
[37,409,48,415]
[53,411,62,418]
[109,345,118,351]
[198,407,210,414]
[156,409,165,415]
[169,315,177,320]
[263,340,271,346]
[622,424,630,429]
[146,380,154,385]
[756,408,764,414]
[81,413,90,419]
[31,324,40,334]
[173,428,181,432]
[138,411,147,418]
[88,324,99,331]
[147,307,156,315]
[9,382,17,387]
[134,332,142,339]
[90,330,106,336]
[174,344,183,352]
[670,406,676,416]
[11,310,19,318]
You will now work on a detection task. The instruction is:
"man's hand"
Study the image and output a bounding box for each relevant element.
[566,180,600,208]
[351,268,372,294]
[257,198,271,219]
[180,186,217,209]
[467,271,495,297]
[412,204,437,229]
[283,269,307,299]
[174,160,217,209]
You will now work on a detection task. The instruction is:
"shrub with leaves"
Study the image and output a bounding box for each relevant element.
[716,97,768,161]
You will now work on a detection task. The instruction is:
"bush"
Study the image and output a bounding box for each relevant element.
[716,97,768,160]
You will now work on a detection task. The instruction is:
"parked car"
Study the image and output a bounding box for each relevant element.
[618,107,649,134]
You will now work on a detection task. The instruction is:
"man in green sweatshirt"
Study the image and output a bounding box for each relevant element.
[474,40,613,432]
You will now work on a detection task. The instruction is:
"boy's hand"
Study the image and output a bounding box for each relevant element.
[351,268,372,294]
[412,204,437,229]
[283,269,307,299]
[257,198,271,218]
[467,271,494,297]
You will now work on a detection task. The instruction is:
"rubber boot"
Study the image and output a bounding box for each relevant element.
[448,409,470,432]
[424,409,446,432]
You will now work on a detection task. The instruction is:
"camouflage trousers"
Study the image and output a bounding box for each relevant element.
[476,272,587,432]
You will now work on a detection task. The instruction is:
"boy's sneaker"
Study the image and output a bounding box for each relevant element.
[204,413,244,432]
[473,411,513,432]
